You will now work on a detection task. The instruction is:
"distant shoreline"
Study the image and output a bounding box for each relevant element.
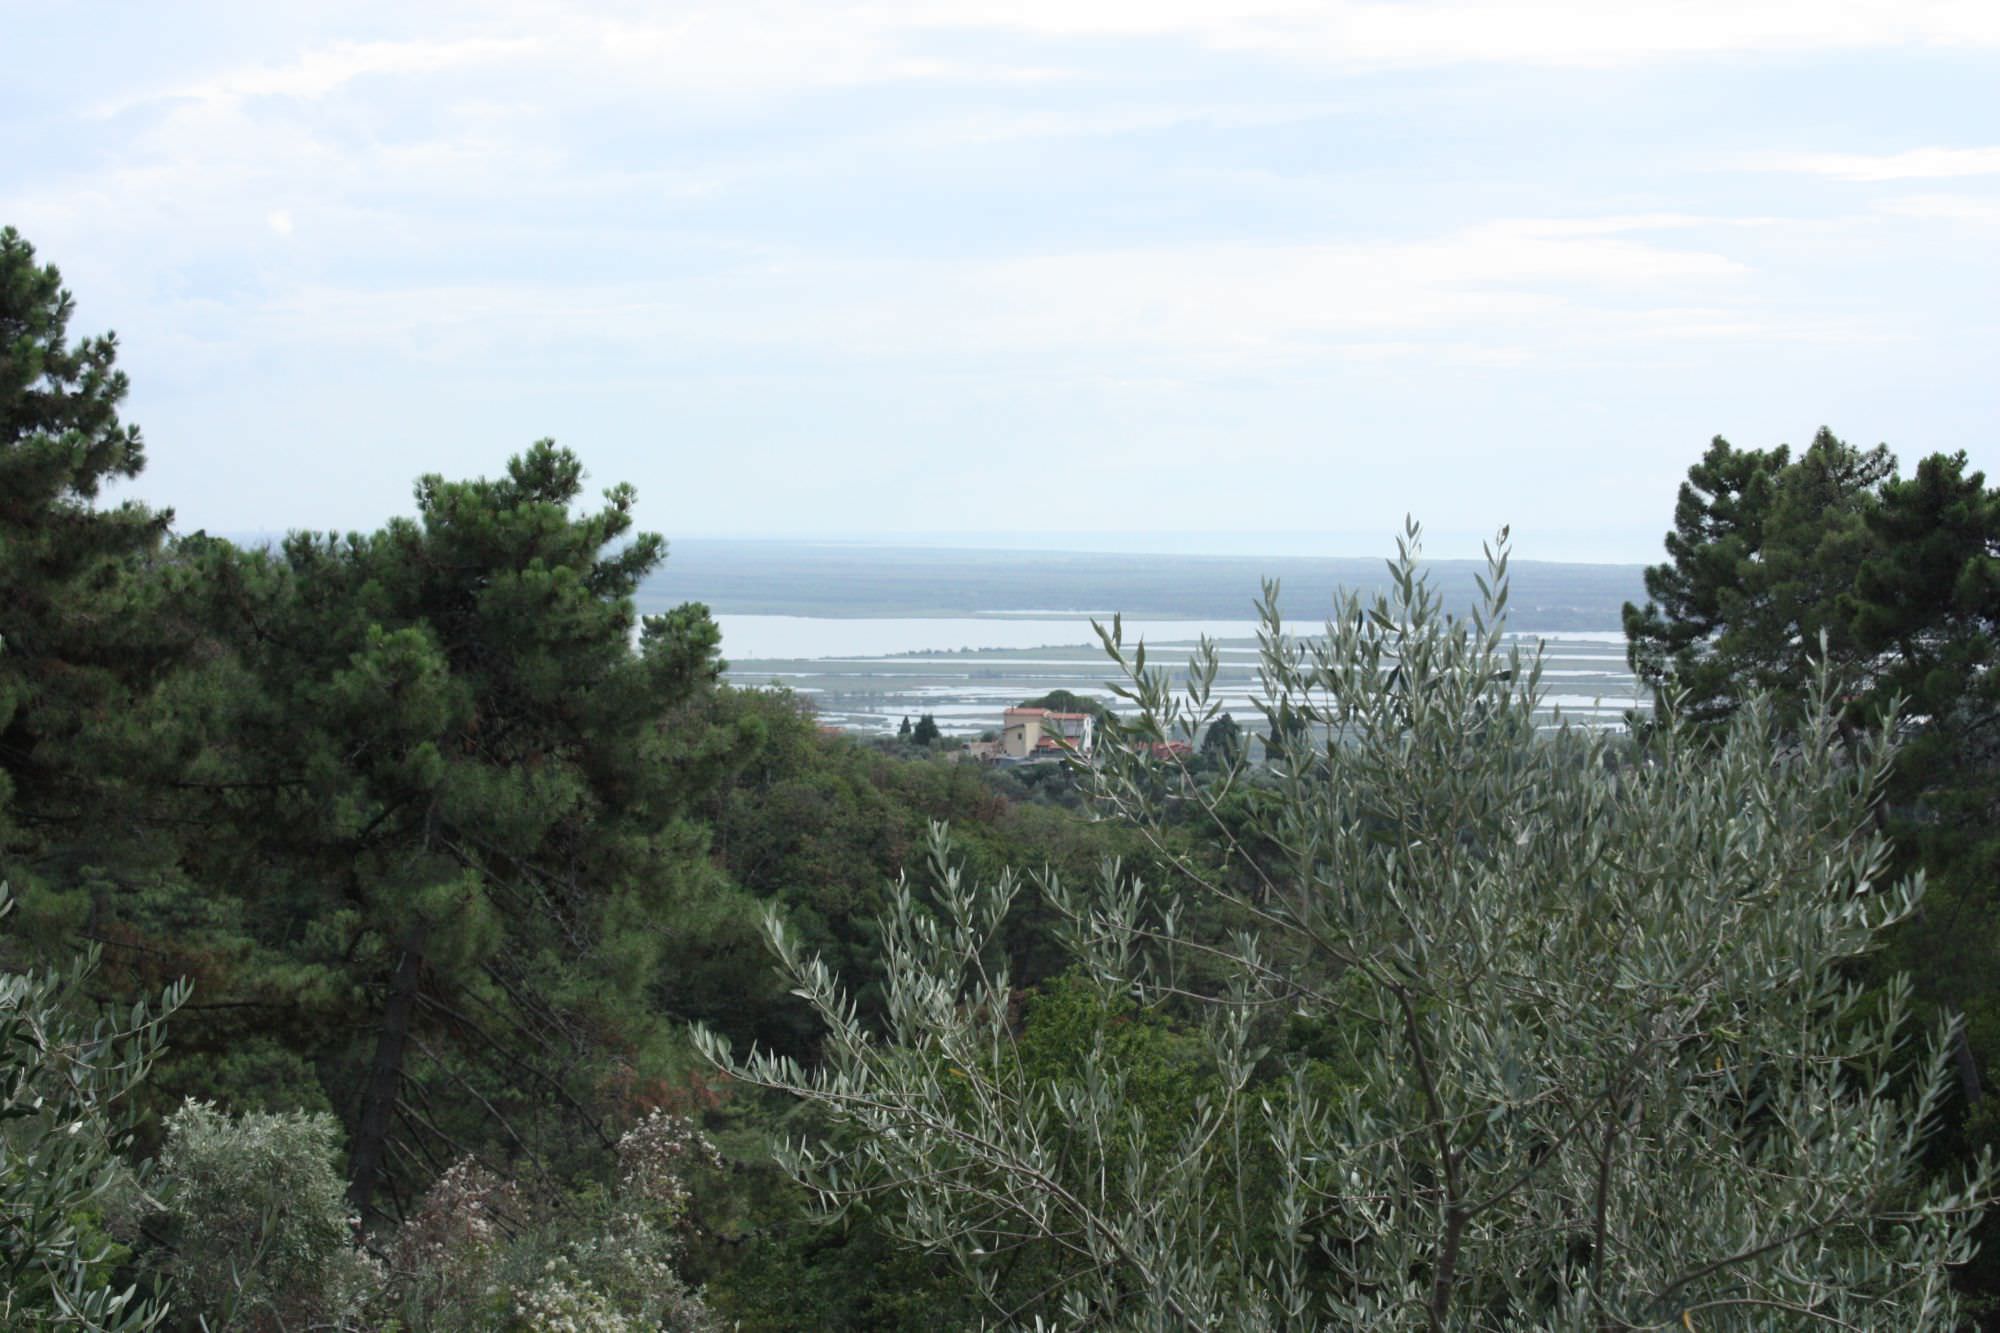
[642,539,1645,630]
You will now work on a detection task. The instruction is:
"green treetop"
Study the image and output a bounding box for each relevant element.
[171,442,726,1217]
[0,227,181,927]
[1622,429,1892,727]
[1198,711,1241,766]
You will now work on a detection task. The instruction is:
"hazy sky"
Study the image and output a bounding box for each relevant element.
[6,2,1997,561]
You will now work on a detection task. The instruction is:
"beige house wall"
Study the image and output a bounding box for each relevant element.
[1000,715,1042,758]
[999,709,1094,760]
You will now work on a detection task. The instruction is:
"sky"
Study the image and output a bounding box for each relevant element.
[5,2,1997,562]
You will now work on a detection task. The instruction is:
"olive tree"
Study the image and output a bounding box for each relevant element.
[2,886,183,1330]
[699,526,1990,1330]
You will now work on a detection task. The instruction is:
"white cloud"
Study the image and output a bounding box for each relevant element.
[221,216,1766,377]
[1879,193,2000,223]
[37,5,1986,284]
[890,101,1343,149]
[94,0,2000,130]
[1750,146,2000,181]
[105,8,1061,122]
[101,36,539,114]
[1501,213,1786,236]
[266,209,294,236]
[901,0,2000,67]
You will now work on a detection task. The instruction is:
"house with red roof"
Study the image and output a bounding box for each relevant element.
[999,706,1095,761]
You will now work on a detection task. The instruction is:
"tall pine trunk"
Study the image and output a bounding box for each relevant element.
[348,920,427,1219]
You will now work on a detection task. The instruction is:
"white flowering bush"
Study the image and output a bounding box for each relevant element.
[380,1110,720,1333]
[155,1104,721,1331]
[513,1262,635,1333]
[615,1108,722,1219]
[381,1155,523,1327]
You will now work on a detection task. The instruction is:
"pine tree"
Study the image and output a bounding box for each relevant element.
[1622,429,1891,727]
[1627,437,2000,1306]
[1198,711,1241,766]
[172,442,728,1217]
[0,226,182,934]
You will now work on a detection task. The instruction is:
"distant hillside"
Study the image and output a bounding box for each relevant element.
[641,540,1647,630]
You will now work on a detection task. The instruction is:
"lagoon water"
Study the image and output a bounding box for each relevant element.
[713,614,1263,660]
[660,544,1649,736]
[715,613,1646,737]
[715,614,1636,661]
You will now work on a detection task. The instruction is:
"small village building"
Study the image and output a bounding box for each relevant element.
[999,707,1095,761]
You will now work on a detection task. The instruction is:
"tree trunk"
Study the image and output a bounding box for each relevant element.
[348,920,428,1219]
[1954,1023,1984,1110]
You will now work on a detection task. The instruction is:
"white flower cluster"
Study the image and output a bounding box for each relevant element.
[391,1155,524,1280]
[513,1258,637,1333]
[614,1109,722,1220]
[377,1116,721,1331]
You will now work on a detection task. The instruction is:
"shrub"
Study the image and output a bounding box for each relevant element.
[1,884,181,1331]
[157,1100,375,1331]
[381,1110,720,1333]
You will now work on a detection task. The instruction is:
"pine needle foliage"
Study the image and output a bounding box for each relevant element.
[167,442,728,1218]
[0,226,183,931]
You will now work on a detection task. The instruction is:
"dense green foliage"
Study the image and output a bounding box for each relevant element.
[0,226,183,941]
[710,536,1991,1328]
[1198,709,1243,765]
[1,887,180,1330]
[160,441,730,1219]
[7,226,1998,1329]
[1626,430,2000,1319]
[0,227,1164,1327]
